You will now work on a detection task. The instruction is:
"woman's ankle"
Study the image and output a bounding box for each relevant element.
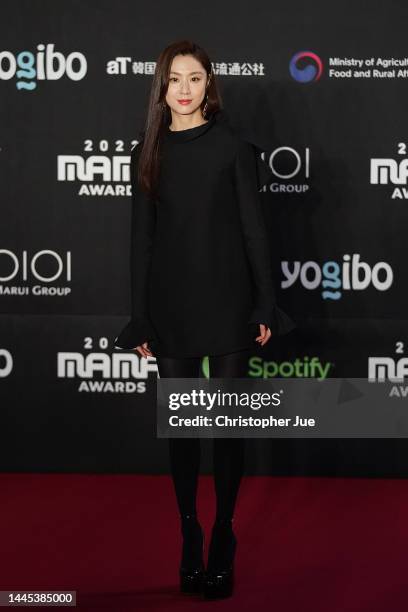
[180,513,200,526]
[213,516,234,529]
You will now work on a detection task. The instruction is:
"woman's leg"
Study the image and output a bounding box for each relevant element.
[203,349,249,591]
[208,349,249,522]
[156,355,205,580]
[156,355,202,518]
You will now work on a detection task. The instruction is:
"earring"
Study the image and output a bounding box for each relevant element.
[202,94,208,119]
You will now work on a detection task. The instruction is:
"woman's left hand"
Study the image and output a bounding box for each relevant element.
[256,323,271,346]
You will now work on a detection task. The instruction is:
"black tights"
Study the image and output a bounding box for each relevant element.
[156,349,249,523]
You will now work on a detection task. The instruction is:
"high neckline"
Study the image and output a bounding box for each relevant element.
[164,113,216,143]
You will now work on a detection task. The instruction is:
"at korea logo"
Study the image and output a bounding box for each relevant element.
[289,51,323,83]
[0,43,87,90]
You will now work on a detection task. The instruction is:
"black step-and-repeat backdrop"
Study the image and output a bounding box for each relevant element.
[1,1,407,475]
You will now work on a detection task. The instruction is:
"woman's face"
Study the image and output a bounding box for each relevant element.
[165,54,209,118]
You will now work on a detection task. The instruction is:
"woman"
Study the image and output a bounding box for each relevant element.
[114,40,295,599]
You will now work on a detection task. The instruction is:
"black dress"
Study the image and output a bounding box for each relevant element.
[114,110,296,358]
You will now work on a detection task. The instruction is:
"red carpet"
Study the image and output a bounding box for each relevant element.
[1,474,407,611]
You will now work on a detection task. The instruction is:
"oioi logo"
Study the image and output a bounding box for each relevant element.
[0,43,87,90]
[289,51,323,83]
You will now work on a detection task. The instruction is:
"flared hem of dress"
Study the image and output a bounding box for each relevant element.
[113,319,253,357]
[148,340,253,359]
[114,315,296,358]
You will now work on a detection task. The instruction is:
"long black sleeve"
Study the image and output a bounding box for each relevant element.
[234,139,296,335]
[114,143,157,349]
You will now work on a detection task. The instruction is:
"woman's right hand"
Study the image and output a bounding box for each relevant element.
[133,341,153,358]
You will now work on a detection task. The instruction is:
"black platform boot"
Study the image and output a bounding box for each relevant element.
[202,517,237,599]
[179,514,205,594]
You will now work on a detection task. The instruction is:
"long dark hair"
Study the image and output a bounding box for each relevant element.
[136,40,223,199]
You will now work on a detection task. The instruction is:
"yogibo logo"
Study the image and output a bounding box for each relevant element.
[282,254,393,299]
[0,43,87,90]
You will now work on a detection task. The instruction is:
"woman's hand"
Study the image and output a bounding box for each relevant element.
[256,323,271,346]
[133,342,153,358]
